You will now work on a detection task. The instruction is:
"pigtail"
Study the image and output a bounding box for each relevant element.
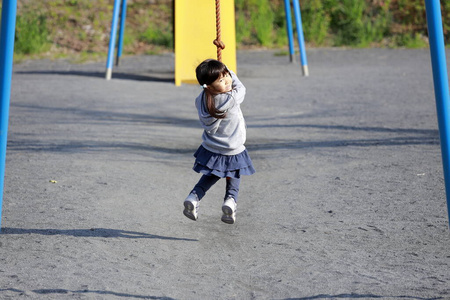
[196,59,229,119]
[204,90,227,119]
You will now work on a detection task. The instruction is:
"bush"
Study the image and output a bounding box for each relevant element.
[251,0,274,46]
[301,0,330,46]
[15,13,49,55]
[394,33,428,48]
[235,0,275,47]
[327,0,366,46]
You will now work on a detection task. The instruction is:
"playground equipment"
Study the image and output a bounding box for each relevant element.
[0,0,17,227]
[425,0,450,226]
[104,0,308,83]
[105,0,127,80]
[105,0,237,85]
[174,0,236,85]
[284,0,309,76]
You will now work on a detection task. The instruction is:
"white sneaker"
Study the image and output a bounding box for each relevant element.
[221,197,236,224]
[183,193,199,221]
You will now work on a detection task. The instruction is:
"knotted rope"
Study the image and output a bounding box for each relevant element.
[213,0,225,61]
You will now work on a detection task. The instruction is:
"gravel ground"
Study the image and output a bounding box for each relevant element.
[0,48,449,300]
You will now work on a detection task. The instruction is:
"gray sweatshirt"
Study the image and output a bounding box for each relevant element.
[195,70,247,155]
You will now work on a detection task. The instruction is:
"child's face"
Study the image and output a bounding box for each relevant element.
[209,72,232,94]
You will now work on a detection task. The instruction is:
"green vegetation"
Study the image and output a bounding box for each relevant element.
[235,0,449,48]
[138,23,173,49]
[301,0,330,46]
[11,0,450,61]
[15,12,50,55]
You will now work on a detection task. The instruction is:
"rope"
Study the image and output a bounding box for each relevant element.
[213,0,225,61]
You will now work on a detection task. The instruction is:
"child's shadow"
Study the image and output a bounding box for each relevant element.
[0,227,197,241]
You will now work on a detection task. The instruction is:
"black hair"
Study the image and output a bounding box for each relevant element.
[195,59,230,119]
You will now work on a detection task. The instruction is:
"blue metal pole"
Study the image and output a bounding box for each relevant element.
[292,0,309,76]
[283,0,295,63]
[105,0,121,80]
[425,0,450,226]
[116,0,128,66]
[0,0,17,228]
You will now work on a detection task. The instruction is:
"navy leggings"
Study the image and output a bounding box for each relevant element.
[192,175,241,202]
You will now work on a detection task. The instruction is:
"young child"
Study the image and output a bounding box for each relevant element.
[183,59,255,224]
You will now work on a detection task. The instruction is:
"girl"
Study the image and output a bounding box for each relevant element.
[183,59,255,224]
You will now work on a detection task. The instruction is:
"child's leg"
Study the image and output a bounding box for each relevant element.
[225,177,241,202]
[192,174,221,200]
[184,174,221,221]
[222,177,240,224]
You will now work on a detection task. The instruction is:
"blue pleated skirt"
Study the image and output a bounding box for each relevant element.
[193,145,255,179]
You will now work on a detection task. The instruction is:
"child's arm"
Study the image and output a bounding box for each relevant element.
[214,70,246,114]
[229,70,246,104]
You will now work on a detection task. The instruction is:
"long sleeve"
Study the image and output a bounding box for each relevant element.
[215,70,246,112]
[195,92,220,135]
[229,70,246,105]
[194,70,248,155]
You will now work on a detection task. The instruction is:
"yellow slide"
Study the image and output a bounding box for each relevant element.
[175,0,236,86]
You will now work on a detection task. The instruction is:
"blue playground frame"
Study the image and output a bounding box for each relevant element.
[425,0,450,226]
[0,0,17,228]
[105,0,128,80]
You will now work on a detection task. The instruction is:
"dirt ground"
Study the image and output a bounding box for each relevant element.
[0,48,449,299]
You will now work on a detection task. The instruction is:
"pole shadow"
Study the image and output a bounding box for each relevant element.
[10,102,200,128]
[15,70,174,83]
[0,227,197,241]
[7,139,197,155]
[0,288,176,299]
[280,294,442,300]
